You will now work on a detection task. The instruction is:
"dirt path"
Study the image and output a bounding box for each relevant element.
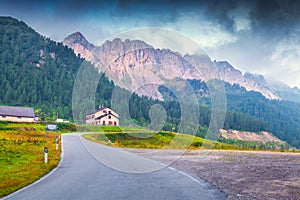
[126,149,300,200]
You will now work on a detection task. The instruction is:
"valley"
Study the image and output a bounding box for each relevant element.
[1,16,300,149]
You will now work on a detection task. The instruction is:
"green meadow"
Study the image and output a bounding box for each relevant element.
[82,126,238,149]
[82,126,297,152]
[0,122,61,197]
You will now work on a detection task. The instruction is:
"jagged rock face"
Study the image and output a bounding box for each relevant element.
[63,32,280,100]
[64,32,95,50]
[93,38,206,81]
[63,32,95,60]
[68,37,213,100]
[183,54,219,81]
[214,61,279,99]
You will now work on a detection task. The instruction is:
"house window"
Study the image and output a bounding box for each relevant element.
[108,115,111,119]
[102,121,106,125]
[17,116,21,119]
[109,121,112,125]
[114,121,117,126]
[2,116,6,118]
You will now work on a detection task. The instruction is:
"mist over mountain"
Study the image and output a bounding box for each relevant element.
[215,62,276,99]
[267,78,300,103]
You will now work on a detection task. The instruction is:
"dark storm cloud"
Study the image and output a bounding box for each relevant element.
[252,0,300,26]
[1,0,300,45]
[3,0,300,33]
[111,0,180,24]
[109,0,300,42]
[182,0,300,36]
[1,0,109,20]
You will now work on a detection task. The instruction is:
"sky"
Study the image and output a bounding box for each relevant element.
[1,0,300,88]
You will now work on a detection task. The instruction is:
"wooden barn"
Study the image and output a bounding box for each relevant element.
[0,106,38,122]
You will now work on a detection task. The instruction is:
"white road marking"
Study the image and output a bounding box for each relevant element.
[168,166,201,184]
[81,135,203,184]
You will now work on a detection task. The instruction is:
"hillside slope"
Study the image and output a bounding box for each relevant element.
[0,17,113,120]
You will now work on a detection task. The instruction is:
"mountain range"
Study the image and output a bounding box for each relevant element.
[63,32,300,102]
[1,16,300,148]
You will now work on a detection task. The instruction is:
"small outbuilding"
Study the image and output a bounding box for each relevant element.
[0,106,38,122]
[85,107,119,126]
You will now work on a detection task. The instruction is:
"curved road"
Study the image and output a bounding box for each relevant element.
[2,134,226,200]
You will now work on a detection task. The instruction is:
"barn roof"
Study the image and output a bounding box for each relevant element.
[95,113,120,120]
[86,107,118,116]
[0,106,35,117]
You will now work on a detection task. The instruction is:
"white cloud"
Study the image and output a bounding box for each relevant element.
[228,7,252,32]
[233,17,251,32]
[165,13,237,50]
[271,34,300,70]
[270,31,300,87]
[91,12,237,55]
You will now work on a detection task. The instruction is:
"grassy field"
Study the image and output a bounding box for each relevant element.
[82,126,238,150]
[1,122,295,198]
[0,122,61,198]
[81,125,299,152]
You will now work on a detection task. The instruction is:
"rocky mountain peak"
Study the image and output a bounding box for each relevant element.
[101,38,153,51]
[215,61,241,74]
[63,32,95,60]
[63,32,95,51]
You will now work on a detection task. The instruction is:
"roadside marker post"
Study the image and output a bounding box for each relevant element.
[44,147,48,163]
[45,124,58,163]
[55,136,59,150]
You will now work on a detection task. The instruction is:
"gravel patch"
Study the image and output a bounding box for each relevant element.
[125,149,300,200]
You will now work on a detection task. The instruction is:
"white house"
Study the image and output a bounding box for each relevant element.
[0,106,38,122]
[85,107,119,126]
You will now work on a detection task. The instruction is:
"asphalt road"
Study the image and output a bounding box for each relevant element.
[2,134,227,200]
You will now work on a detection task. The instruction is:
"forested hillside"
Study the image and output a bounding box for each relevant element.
[184,79,300,147]
[0,17,115,120]
[0,17,79,119]
[225,83,300,148]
